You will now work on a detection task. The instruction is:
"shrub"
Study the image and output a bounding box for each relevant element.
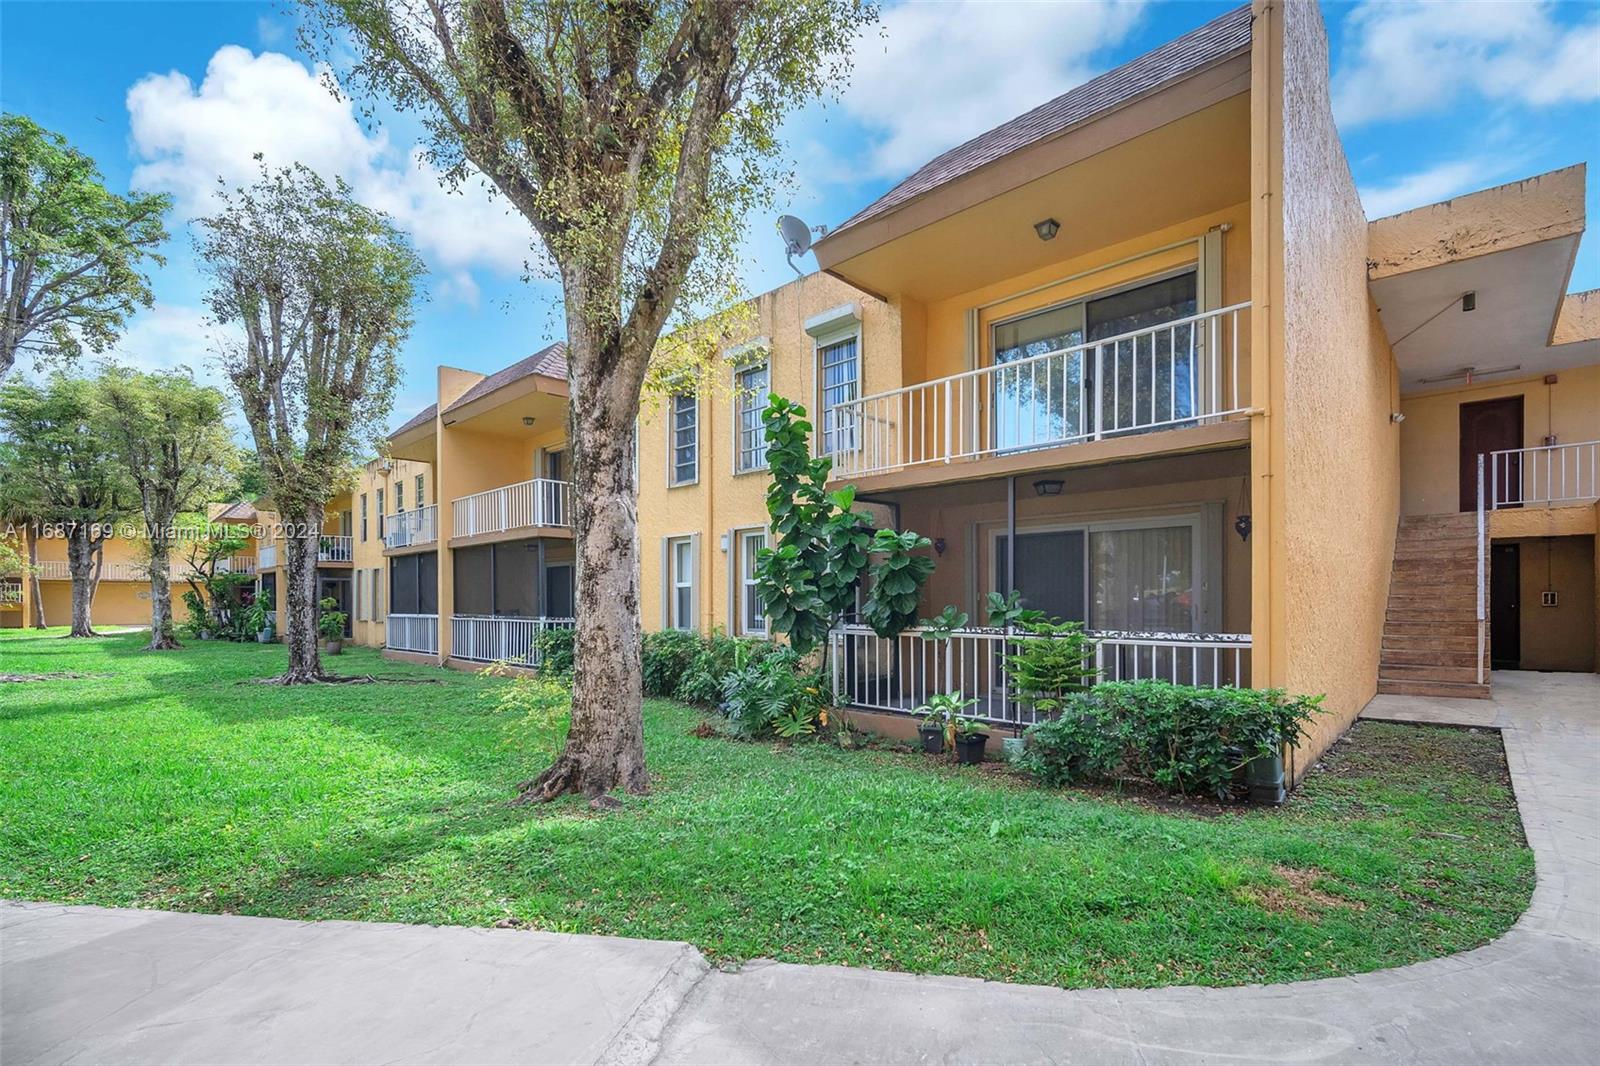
[481,663,570,759]
[718,647,824,738]
[642,629,703,697]
[1018,681,1323,800]
[1005,620,1098,716]
[533,626,576,676]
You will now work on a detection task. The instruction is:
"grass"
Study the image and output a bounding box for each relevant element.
[0,627,1534,989]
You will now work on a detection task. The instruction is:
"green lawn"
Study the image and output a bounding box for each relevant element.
[0,628,1533,989]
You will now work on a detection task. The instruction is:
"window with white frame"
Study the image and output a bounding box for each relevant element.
[670,393,698,485]
[354,571,366,621]
[735,361,769,473]
[360,493,369,542]
[818,334,860,455]
[668,536,694,630]
[415,473,425,506]
[395,480,404,514]
[372,567,384,619]
[737,529,767,635]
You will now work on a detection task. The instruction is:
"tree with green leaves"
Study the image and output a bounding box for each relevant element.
[197,163,422,683]
[0,375,135,636]
[98,366,238,649]
[302,0,875,802]
[757,395,934,652]
[0,441,48,627]
[0,114,170,382]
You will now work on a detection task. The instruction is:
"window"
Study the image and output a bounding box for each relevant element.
[735,362,769,472]
[667,536,694,630]
[395,480,404,514]
[670,393,698,485]
[376,488,385,538]
[372,567,384,619]
[818,335,859,455]
[354,570,365,621]
[360,493,368,542]
[737,530,767,635]
[415,474,425,507]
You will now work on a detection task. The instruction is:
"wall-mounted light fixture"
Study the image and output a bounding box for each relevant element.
[521,416,536,427]
[933,537,947,556]
[1234,514,1252,541]
[1390,412,1406,424]
[1461,291,1476,313]
[1033,478,1064,497]
[1033,218,1060,242]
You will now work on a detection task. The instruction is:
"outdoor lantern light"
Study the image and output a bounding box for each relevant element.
[522,416,536,426]
[1034,218,1061,241]
[933,537,947,556]
[1234,514,1252,541]
[1461,291,1476,312]
[1033,478,1064,497]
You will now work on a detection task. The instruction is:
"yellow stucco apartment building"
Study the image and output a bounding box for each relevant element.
[6,3,1594,780]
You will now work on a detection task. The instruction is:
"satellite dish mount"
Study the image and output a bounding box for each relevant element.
[778,215,826,276]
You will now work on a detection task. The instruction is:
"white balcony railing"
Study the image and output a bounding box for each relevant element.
[384,505,438,549]
[386,613,439,655]
[452,478,572,538]
[829,624,1252,728]
[35,560,149,582]
[825,303,1251,479]
[1487,440,1600,510]
[0,583,22,606]
[449,615,575,665]
[215,555,256,575]
[319,535,354,563]
[259,544,279,569]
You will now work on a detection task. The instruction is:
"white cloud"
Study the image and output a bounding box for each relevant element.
[839,0,1147,178]
[1358,157,1509,219]
[126,46,544,295]
[1334,0,1600,126]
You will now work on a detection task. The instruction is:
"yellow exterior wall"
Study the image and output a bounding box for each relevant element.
[637,272,897,633]
[1258,0,1402,775]
[349,456,434,648]
[1502,534,1596,672]
[1399,365,1600,515]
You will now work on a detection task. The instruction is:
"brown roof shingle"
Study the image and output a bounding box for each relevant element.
[390,402,437,439]
[442,341,568,414]
[824,5,1252,238]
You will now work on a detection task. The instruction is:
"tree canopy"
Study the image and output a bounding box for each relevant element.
[0,114,171,382]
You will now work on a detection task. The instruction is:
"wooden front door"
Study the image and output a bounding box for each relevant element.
[1459,396,1523,511]
[1490,542,1521,669]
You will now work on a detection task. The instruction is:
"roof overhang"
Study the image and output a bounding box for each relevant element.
[1367,165,1598,394]
[440,371,568,436]
[388,419,437,463]
[813,55,1250,303]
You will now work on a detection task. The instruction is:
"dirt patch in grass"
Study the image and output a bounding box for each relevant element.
[1242,865,1368,922]
[0,672,105,682]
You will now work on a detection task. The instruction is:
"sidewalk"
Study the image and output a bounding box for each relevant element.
[4,672,1596,1064]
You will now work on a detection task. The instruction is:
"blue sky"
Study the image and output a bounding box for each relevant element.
[4,1,1597,427]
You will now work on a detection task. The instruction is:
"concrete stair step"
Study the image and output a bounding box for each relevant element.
[1380,648,1481,668]
[1382,622,1480,640]
[1382,634,1480,653]
[1384,611,1478,626]
[1377,677,1492,699]
[1377,662,1482,682]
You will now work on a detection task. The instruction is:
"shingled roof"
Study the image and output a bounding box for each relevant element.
[390,402,437,439]
[212,501,257,523]
[825,5,1252,239]
[442,341,568,414]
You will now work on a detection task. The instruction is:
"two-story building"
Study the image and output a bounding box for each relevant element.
[365,1,1596,780]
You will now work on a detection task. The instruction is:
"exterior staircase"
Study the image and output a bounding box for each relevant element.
[1378,513,1491,698]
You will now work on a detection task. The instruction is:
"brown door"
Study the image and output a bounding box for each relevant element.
[1459,396,1523,511]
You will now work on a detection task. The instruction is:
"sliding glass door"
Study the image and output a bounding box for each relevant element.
[994,517,1199,632]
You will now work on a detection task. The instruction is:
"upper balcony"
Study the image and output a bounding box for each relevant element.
[257,536,352,569]
[451,478,572,543]
[827,303,1250,487]
[384,505,438,551]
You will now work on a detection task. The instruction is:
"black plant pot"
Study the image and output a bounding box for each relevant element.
[918,726,945,755]
[953,732,989,765]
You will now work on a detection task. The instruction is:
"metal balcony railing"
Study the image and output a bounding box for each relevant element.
[383,505,438,549]
[452,479,572,538]
[825,303,1251,479]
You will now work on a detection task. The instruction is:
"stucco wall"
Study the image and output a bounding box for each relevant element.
[637,272,898,632]
[1399,365,1600,515]
[1503,534,1596,672]
[1270,0,1401,770]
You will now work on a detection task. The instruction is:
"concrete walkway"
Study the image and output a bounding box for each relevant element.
[4,672,1596,1064]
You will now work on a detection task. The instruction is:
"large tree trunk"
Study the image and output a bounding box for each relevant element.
[518,334,647,804]
[65,525,97,638]
[145,523,180,650]
[276,504,327,683]
[25,525,45,629]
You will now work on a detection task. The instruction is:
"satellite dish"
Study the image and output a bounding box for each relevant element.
[779,215,817,275]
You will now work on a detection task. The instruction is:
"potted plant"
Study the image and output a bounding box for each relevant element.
[952,717,990,765]
[318,596,347,654]
[244,591,275,644]
[913,690,978,756]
